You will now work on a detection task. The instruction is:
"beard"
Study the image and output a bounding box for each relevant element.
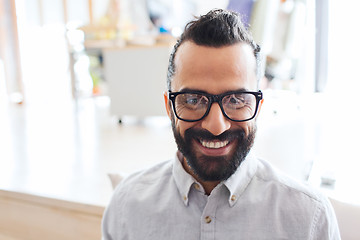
[171,115,256,182]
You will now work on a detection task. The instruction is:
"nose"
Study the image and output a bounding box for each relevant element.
[201,103,231,136]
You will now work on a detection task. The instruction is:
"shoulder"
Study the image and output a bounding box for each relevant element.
[112,160,174,198]
[240,157,340,238]
[102,160,175,239]
[116,160,173,188]
[253,158,337,222]
[103,160,174,222]
[255,158,339,221]
[254,158,326,202]
[255,159,332,212]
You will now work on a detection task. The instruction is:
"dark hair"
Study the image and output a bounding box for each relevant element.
[167,9,262,90]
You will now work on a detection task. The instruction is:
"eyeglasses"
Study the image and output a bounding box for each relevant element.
[168,90,263,122]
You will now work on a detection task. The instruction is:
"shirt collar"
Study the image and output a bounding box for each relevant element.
[172,151,196,206]
[172,151,258,207]
[223,151,258,207]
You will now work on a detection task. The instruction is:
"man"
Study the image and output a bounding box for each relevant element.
[102,9,340,239]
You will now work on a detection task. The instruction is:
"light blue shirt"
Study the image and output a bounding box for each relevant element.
[102,152,340,240]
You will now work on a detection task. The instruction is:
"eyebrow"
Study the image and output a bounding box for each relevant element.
[178,87,249,94]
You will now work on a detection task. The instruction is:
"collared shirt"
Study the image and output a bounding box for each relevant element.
[102,152,340,240]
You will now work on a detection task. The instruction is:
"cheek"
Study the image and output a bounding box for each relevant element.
[169,106,198,137]
[235,121,254,135]
[173,116,197,137]
[177,121,197,137]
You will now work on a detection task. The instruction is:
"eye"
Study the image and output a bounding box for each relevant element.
[224,94,246,107]
[186,96,200,105]
[177,93,208,110]
[229,96,245,104]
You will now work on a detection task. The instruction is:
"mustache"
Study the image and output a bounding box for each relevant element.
[184,128,245,142]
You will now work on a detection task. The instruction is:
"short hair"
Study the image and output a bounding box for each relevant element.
[167,9,262,90]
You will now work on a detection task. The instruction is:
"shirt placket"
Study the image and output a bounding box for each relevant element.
[200,189,221,240]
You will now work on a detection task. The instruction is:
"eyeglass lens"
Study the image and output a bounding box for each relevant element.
[174,92,257,121]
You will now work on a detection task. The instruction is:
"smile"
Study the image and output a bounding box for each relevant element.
[200,140,230,149]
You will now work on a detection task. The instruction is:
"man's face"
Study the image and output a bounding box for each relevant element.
[165,41,262,182]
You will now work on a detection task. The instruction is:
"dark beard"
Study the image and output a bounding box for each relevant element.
[171,116,256,182]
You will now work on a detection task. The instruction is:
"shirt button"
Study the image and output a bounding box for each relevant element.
[231,195,236,201]
[205,216,212,224]
[183,196,187,201]
[194,183,200,190]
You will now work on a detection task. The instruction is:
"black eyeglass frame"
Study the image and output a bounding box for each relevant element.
[168,90,263,122]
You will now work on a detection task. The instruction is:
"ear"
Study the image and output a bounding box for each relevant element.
[163,91,172,119]
[257,98,264,115]
[254,97,264,121]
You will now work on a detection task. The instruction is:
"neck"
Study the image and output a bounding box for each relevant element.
[181,155,220,195]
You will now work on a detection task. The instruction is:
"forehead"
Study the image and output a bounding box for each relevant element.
[172,41,257,94]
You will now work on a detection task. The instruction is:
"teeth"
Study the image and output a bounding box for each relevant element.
[200,140,229,149]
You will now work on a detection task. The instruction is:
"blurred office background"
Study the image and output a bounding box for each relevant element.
[0,0,360,239]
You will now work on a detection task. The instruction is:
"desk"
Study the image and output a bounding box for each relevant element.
[0,190,104,240]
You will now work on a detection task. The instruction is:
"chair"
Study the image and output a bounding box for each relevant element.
[329,198,360,240]
[108,173,123,189]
